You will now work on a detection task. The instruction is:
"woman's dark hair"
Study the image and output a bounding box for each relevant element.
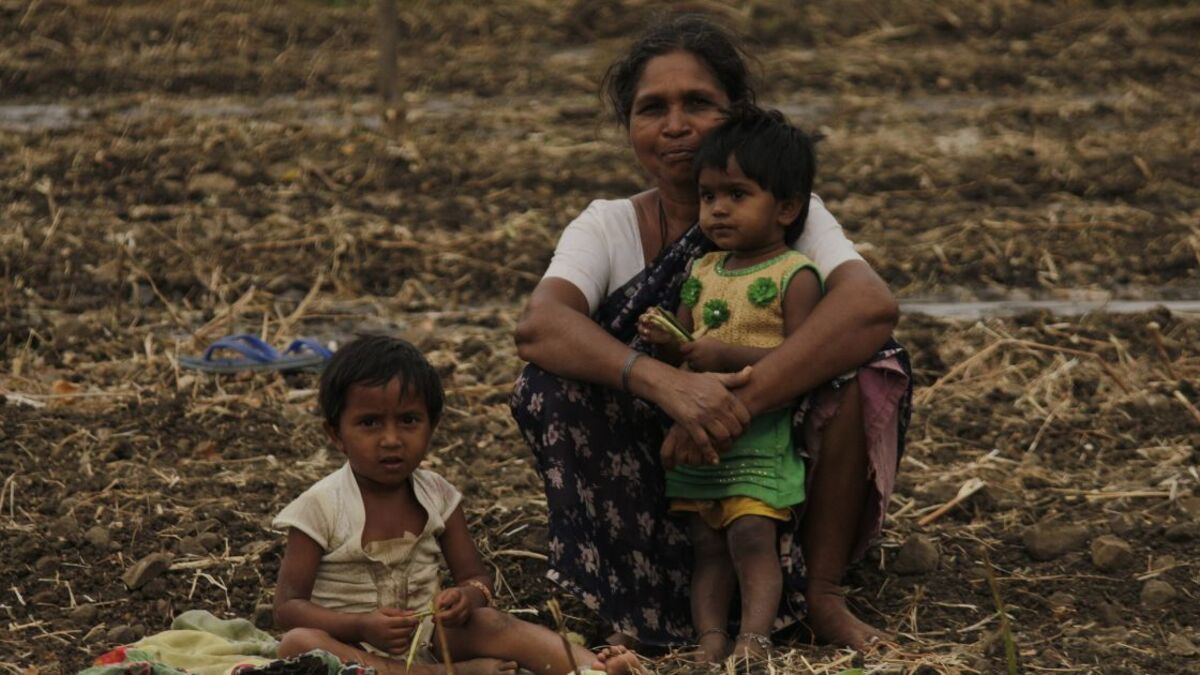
[693,104,816,245]
[318,334,444,429]
[602,14,756,127]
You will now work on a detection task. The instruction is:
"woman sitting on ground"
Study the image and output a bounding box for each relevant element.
[511,14,912,653]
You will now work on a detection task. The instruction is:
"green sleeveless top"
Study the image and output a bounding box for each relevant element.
[666,250,821,509]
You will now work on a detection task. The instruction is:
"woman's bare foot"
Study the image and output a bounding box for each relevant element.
[594,645,641,674]
[696,630,730,663]
[731,632,771,660]
[804,581,889,650]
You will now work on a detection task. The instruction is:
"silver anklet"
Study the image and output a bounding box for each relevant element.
[697,628,729,641]
[736,631,772,649]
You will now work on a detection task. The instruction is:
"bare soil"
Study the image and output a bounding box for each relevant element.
[2,1,1198,673]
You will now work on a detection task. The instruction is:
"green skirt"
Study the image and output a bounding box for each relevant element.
[665,409,806,509]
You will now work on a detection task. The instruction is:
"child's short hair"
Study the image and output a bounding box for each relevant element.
[318,334,445,429]
[693,104,817,245]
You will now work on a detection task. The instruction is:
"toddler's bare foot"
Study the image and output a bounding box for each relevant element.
[594,645,641,674]
[804,581,889,650]
[731,632,771,661]
[696,629,730,663]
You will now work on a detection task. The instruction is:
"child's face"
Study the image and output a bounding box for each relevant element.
[697,157,800,253]
[325,377,435,491]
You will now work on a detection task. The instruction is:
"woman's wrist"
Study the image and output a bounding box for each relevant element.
[626,354,673,403]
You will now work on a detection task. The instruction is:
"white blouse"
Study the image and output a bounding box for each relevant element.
[544,194,864,314]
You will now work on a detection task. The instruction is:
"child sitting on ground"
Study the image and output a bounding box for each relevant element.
[272,335,639,675]
[637,105,823,662]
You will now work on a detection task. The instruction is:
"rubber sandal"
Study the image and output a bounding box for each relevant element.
[180,335,332,373]
[179,334,281,373]
[267,338,332,372]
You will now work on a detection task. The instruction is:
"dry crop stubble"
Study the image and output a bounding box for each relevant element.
[3,1,1200,672]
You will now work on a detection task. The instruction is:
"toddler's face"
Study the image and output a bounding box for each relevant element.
[327,377,434,491]
[697,157,793,253]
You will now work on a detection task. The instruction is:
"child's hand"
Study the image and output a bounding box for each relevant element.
[660,423,719,470]
[359,607,418,654]
[680,337,728,372]
[637,312,676,345]
[434,587,473,627]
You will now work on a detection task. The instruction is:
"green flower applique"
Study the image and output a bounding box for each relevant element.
[747,277,778,307]
[702,298,730,329]
[680,277,702,307]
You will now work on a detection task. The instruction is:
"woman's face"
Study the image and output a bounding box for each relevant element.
[628,50,731,191]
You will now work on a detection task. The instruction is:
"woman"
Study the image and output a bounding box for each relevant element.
[511,15,911,652]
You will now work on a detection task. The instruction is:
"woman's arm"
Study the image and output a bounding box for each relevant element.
[515,278,752,453]
[733,260,898,415]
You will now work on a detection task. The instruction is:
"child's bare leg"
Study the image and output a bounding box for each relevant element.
[441,607,639,674]
[802,379,889,650]
[686,514,734,662]
[725,515,780,659]
[277,627,516,675]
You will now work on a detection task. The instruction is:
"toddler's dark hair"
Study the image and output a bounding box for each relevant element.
[318,334,444,429]
[693,104,816,245]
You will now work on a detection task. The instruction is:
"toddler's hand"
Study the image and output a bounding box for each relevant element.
[435,587,472,627]
[637,312,675,345]
[661,423,719,470]
[359,607,417,654]
[680,336,727,372]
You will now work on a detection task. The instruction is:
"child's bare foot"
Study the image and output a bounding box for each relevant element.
[406,659,517,675]
[804,581,889,650]
[594,645,641,674]
[697,629,730,663]
[731,632,771,660]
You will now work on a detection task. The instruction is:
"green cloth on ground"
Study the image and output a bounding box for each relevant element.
[77,610,281,675]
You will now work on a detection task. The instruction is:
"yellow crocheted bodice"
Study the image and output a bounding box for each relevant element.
[683,250,821,349]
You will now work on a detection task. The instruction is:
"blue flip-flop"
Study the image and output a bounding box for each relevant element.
[179,334,332,373]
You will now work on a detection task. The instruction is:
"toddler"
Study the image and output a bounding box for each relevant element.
[637,105,822,662]
[272,335,639,674]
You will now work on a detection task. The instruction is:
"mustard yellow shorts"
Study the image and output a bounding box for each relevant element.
[670,496,792,530]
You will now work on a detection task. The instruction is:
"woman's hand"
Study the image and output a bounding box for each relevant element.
[358,608,418,654]
[680,336,729,372]
[434,587,473,627]
[650,366,752,456]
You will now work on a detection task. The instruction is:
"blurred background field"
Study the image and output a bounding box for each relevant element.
[2,1,1198,672]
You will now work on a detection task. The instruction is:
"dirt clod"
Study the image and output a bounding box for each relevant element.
[85,525,112,550]
[892,535,940,575]
[70,604,100,626]
[1090,535,1134,572]
[1097,602,1124,627]
[1164,522,1200,542]
[1023,523,1090,561]
[105,624,139,646]
[198,532,225,551]
[1140,579,1177,609]
[33,555,58,575]
[122,553,173,591]
[178,537,208,556]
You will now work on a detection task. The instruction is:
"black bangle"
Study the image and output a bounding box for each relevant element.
[621,351,643,393]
